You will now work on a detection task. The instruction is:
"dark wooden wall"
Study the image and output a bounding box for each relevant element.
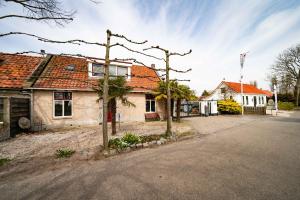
[10,98,30,137]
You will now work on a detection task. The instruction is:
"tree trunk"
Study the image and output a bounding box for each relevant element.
[111,98,117,135]
[176,99,181,122]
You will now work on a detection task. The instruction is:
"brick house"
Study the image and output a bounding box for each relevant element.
[0,53,166,139]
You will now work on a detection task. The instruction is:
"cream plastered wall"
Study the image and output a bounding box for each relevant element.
[33,90,166,129]
[33,90,101,129]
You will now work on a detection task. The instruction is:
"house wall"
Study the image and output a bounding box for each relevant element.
[33,90,166,129]
[205,83,267,107]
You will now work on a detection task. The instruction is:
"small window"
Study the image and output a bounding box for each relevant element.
[243,96,245,105]
[262,96,264,104]
[92,63,104,77]
[54,92,72,117]
[259,96,261,104]
[65,64,75,71]
[246,96,249,105]
[146,94,155,112]
[221,88,226,94]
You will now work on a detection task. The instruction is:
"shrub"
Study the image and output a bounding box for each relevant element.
[218,100,241,114]
[122,133,141,145]
[278,101,294,110]
[55,148,75,158]
[108,138,129,149]
[0,158,11,166]
[140,134,168,143]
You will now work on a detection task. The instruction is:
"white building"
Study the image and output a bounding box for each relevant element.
[203,81,269,107]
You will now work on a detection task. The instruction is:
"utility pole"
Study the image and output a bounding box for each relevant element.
[102,30,111,151]
[274,84,278,115]
[296,69,300,107]
[240,52,248,115]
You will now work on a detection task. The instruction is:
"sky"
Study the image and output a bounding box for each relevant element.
[1,0,300,95]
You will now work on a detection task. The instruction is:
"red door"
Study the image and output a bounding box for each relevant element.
[107,111,112,122]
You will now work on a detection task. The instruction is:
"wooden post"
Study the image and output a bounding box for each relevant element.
[165,51,172,136]
[102,29,111,151]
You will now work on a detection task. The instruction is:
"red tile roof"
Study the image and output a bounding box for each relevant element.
[128,65,160,92]
[32,55,160,92]
[34,55,97,90]
[261,90,273,97]
[224,81,267,95]
[0,53,42,89]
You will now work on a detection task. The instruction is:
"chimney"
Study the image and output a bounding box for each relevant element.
[151,64,155,69]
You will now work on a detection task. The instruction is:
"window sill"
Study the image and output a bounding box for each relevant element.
[53,116,73,120]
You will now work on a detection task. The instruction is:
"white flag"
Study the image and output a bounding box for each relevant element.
[240,53,246,68]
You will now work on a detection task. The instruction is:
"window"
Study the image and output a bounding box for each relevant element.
[146,94,155,112]
[243,96,245,105]
[92,63,104,77]
[117,66,128,77]
[262,96,264,104]
[54,92,72,117]
[246,96,249,105]
[259,96,261,104]
[90,63,128,78]
[221,87,226,94]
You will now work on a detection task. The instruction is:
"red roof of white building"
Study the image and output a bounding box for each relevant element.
[224,81,267,95]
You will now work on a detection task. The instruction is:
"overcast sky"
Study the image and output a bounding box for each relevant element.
[1,0,300,95]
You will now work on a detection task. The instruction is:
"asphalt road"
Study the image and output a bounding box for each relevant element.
[1,112,300,200]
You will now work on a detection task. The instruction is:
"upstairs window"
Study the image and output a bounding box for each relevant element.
[220,88,226,94]
[54,92,72,117]
[146,94,155,112]
[92,63,104,77]
[90,63,128,78]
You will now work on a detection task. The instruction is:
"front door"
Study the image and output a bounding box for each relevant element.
[253,96,257,107]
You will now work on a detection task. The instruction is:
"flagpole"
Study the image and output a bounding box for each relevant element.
[240,52,248,116]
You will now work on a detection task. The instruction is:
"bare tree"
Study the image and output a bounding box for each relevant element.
[271,44,300,97]
[0,0,76,25]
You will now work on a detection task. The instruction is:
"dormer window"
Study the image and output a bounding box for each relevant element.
[88,62,129,79]
[92,63,104,77]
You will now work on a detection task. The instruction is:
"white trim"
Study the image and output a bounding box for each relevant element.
[52,91,73,119]
[145,97,156,113]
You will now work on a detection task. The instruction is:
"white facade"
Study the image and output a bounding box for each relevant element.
[204,82,267,107]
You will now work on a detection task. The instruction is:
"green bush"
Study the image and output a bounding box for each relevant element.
[278,101,294,110]
[218,100,241,114]
[108,138,129,149]
[55,148,75,158]
[122,133,141,145]
[0,158,11,166]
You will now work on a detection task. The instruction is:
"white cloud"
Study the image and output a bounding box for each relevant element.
[1,0,300,94]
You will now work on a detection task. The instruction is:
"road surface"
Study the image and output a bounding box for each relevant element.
[1,112,300,200]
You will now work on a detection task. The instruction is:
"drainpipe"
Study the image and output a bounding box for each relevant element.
[30,89,34,131]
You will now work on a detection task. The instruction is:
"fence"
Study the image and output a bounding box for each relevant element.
[244,106,266,115]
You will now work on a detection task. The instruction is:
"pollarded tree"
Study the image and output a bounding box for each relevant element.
[97,76,135,135]
[173,83,197,122]
[153,80,197,122]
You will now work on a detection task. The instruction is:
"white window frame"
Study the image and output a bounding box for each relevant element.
[145,95,156,113]
[53,91,73,119]
[88,62,131,79]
